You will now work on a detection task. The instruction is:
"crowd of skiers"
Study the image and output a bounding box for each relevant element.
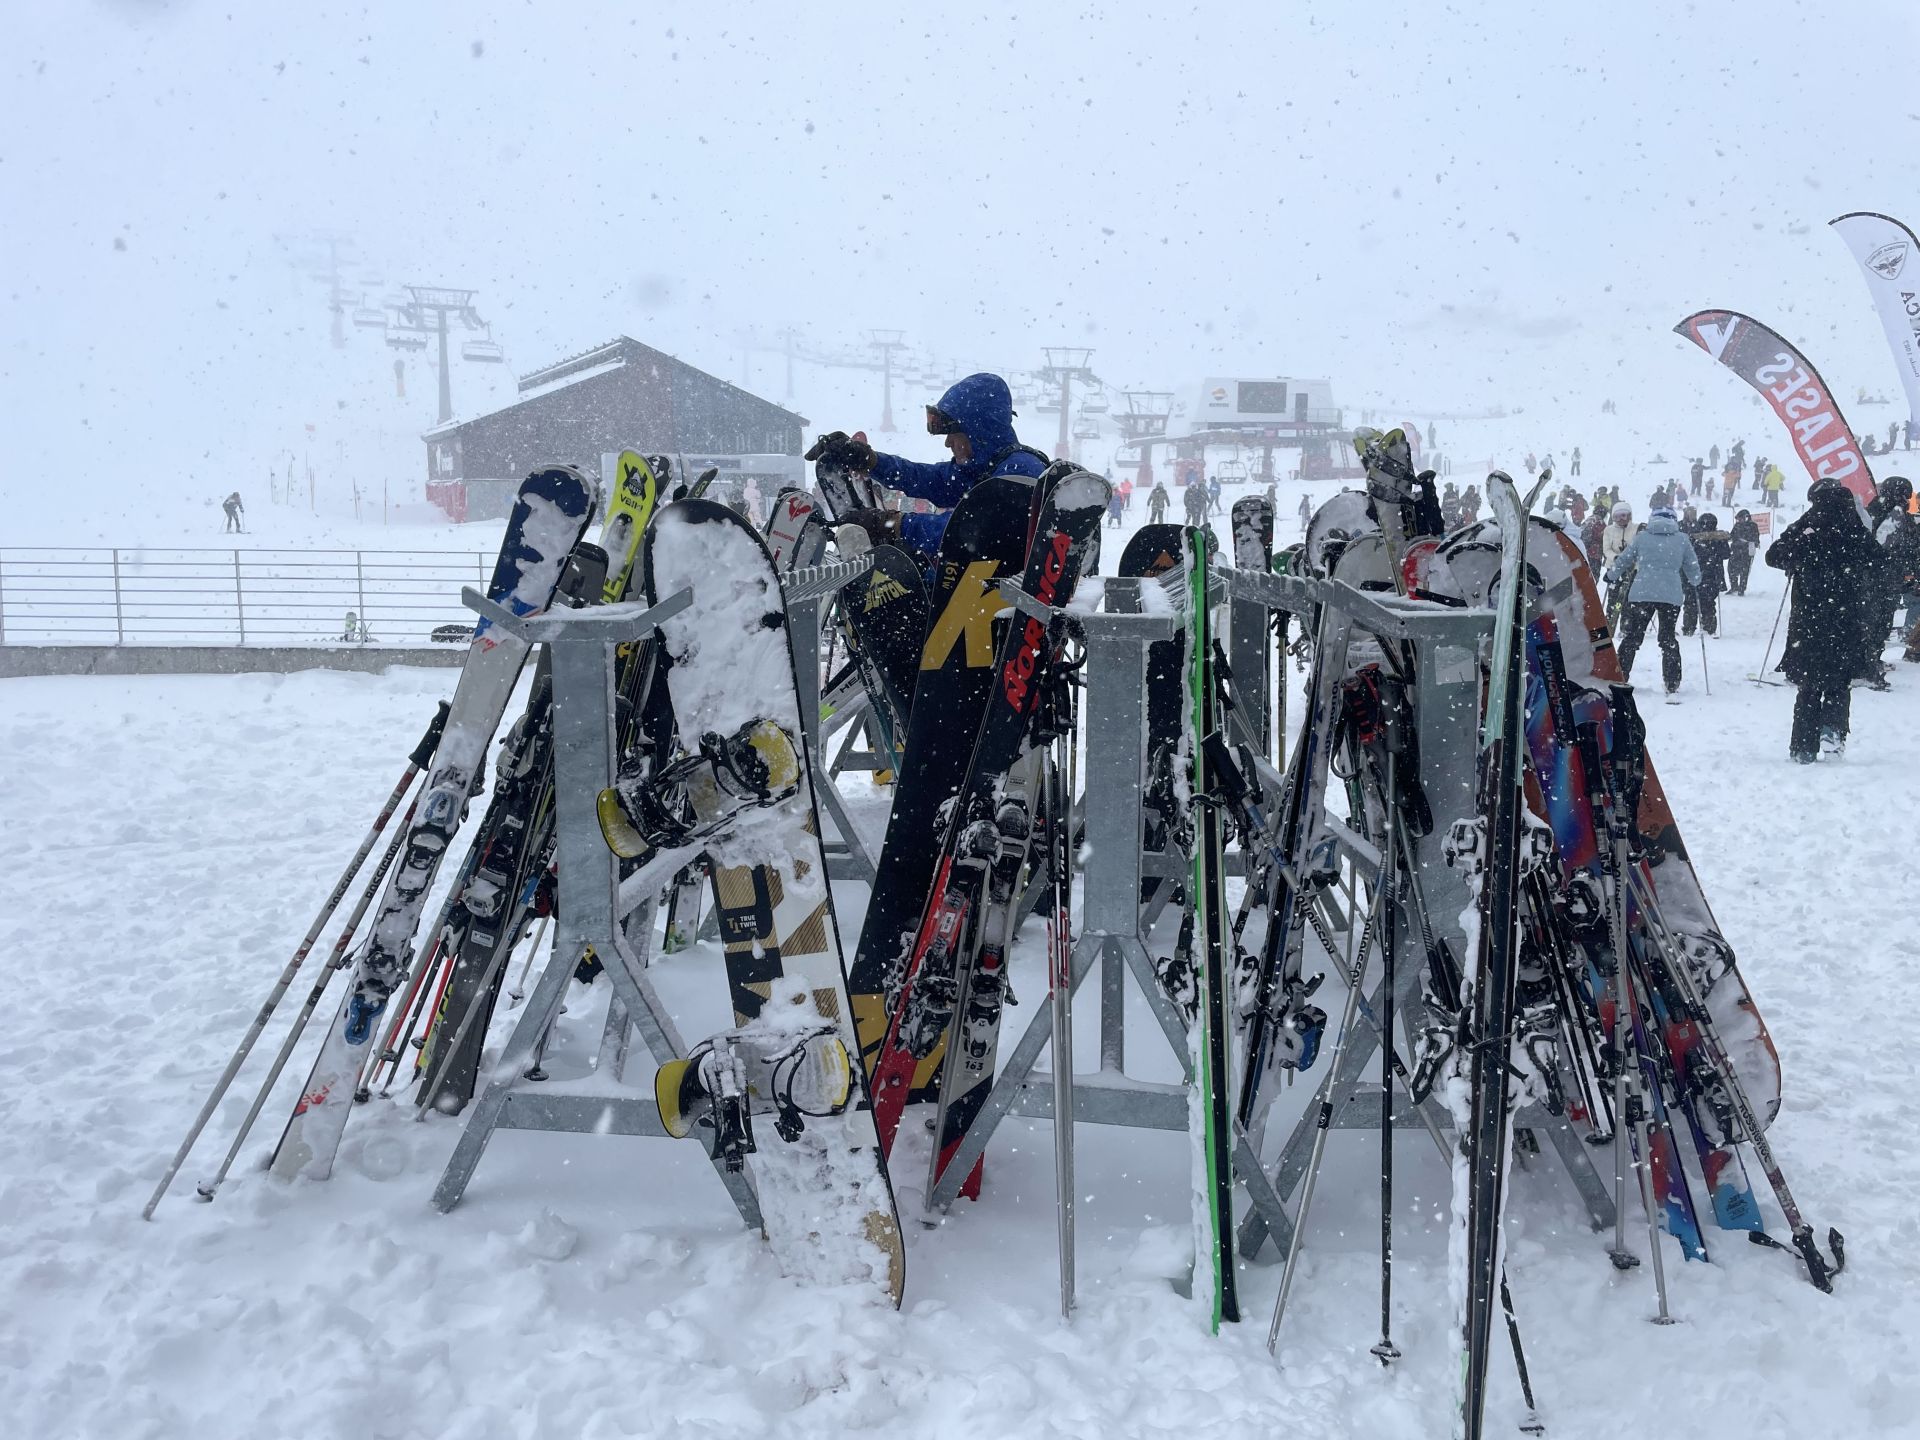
[809,378,1918,766]
[1577,465,1919,761]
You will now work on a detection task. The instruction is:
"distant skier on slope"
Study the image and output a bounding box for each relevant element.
[222,491,245,533]
[1685,513,1729,637]
[1183,476,1209,527]
[1148,480,1170,524]
[1728,509,1761,594]
[1605,505,1700,698]
[803,372,1048,560]
[1767,480,1885,761]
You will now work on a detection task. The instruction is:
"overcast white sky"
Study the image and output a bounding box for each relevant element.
[5,0,1919,492]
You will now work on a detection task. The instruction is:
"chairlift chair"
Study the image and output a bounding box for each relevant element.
[462,327,505,363]
[353,306,388,330]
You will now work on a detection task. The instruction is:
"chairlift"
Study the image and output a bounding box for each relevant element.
[462,328,505,364]
[1073,414,1101,440]
[386,328,429,352]
[353,306,388,330]
[1081,385,1110,415]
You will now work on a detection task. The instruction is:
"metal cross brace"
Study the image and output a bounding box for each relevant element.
[922,576,1292,1246]
[430,585,763,1230]
[1220,570,1615,1259]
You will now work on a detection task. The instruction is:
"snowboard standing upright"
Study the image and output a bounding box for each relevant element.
[835,542,931,766]
[642,498,905,1303]
[1118,523,1191,898]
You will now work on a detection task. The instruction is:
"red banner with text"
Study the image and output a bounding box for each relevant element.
[1673,309,1875,504]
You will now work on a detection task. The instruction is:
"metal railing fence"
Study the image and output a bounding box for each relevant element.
[0,547,498,646]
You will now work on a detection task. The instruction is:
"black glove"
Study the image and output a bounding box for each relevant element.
[840,506,901,547]
[804,431,878,473]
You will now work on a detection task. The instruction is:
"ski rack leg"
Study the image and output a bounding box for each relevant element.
[430,588,761,1233]
[922,581,1292,1249]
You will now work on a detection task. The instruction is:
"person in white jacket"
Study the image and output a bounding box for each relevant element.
[1600,503,1634,569]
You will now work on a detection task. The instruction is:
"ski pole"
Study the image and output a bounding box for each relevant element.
[1699,629,1711,695]
[193,784,423,1202]
[1049,726,1076,1319]
[1621,964,1677,1323]
[1372,749,1401,1366]
[1319,810,1543,1416]
[368,925,451,1096]
[142,703,446,1218]
[508,914,551,1006]
[1754,580,1790,681]
[1267,864,1382,1356]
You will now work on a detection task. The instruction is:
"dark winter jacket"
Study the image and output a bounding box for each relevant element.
[870,373,1048,554]
[1580,514,1607,571]
[1728,514,1762,558]
[1879,508,1920,592]
[1765,485,1883,684]
[1690,526,1730,596]
[1605,512,1700,606]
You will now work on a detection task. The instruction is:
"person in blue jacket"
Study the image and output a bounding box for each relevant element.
[1604,505,1701,695]
[802,372,1049,559]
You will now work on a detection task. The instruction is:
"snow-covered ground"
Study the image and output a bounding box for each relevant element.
[3,493,1916,1440]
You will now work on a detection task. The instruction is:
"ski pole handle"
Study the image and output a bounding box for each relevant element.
[410,700,451,771]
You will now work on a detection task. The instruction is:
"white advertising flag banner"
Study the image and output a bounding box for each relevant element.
[1830,211,1920,425]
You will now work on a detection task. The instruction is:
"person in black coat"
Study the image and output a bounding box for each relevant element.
[1765,481,1884,761]
[1727,509,1761,594]
[1873,476,1920,645]
[1685,513,1730,635]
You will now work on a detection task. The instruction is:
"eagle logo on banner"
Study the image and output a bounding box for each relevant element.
[1867,240,1909,281]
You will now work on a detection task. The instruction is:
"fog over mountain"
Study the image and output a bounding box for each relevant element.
[6,1,1918,510]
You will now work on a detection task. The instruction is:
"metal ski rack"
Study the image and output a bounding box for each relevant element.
[783,552,881,883]
[924,573,1295,1249]
[1220,567,1616,1257]
[430,583,762,1231]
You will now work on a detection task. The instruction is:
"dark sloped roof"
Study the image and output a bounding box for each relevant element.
[423,335,807,439]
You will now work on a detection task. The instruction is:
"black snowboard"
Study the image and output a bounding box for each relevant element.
[837,542,930,758]
[1118,524,1191,900]
[847,475,1039,1074]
